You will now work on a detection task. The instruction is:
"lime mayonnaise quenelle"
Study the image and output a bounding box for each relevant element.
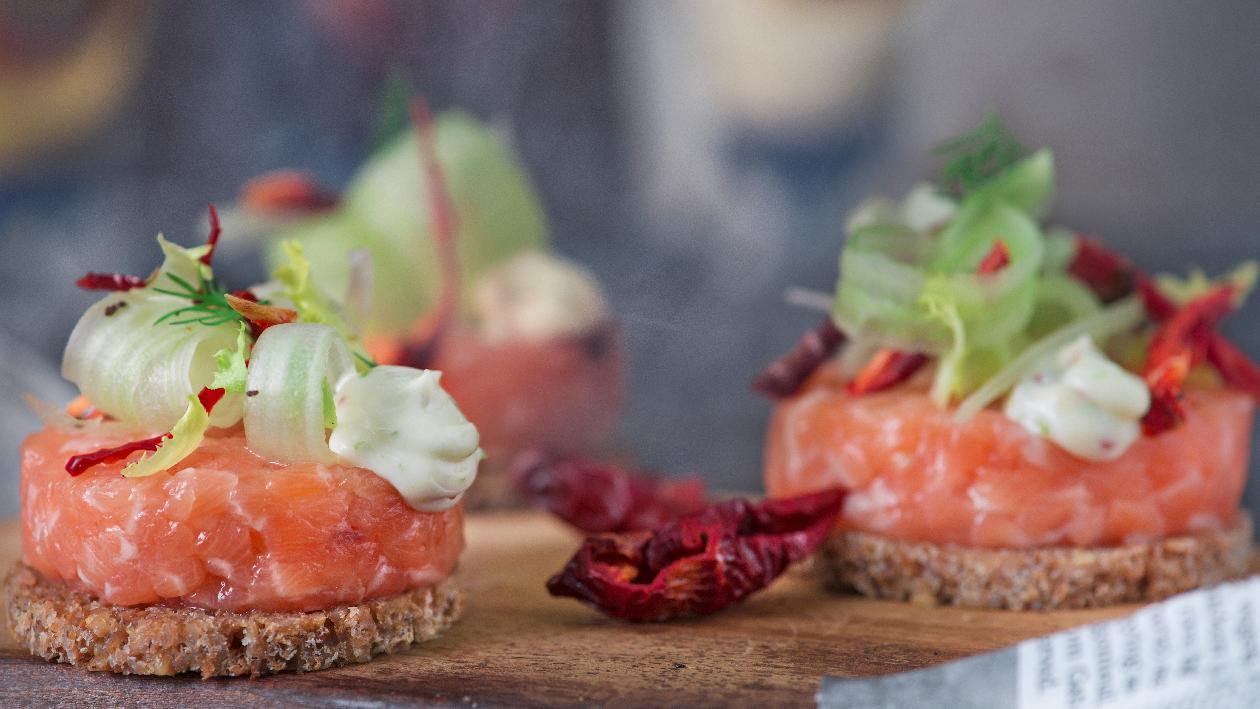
[1003,335,1149,462]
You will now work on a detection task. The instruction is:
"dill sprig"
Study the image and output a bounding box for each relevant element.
[354,351,379,370]
[152,272,248,328]
[934,114,1026,197]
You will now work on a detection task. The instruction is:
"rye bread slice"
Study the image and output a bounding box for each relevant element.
[818,511,1253,610]
[3,564,462,678]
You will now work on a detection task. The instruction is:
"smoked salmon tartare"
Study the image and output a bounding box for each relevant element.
[756,117,1259,609]
[4,209,482,676]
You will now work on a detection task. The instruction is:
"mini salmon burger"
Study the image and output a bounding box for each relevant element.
[4,212,481,676]
[756,117,1258,610]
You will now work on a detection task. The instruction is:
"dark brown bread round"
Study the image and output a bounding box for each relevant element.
[3,565,462,677]
[818,511,1253,610]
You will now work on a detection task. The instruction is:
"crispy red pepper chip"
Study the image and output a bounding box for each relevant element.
[546,488,845,621]
[511,448,707,534]
[847,349,929,396]
[752,317,846,399]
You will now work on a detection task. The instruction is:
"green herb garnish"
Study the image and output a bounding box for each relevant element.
[153,272,248,328]
[934,114,1027,197]
[354,352,379,370]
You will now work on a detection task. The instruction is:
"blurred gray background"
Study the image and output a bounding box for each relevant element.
[1,0,1257,519]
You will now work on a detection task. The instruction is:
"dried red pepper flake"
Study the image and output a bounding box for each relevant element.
[200,204,222,267]
[546,488,845,621]
[197,387,226,413]
[1068,235,1135,304]
[241,170,339,214]
[511,448,707,534]
[75,272,148,292]
[752,317,847,399]
[65,433,171,477]
[976,239,1011,274]
[1142,353,1192,435]
[1144,286,1234,376]
[1207,335,1260,399]
[847,349,929,396]
[1136,277,1178,321]
[1140,286,1236,435]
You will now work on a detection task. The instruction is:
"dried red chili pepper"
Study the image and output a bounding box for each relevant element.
[546,488,845,621]
[752,317,847,399]
[75,272,148,292]
[397,98,461,369]
[241,170,339,214]
[847,349,929,396]
[511,448,707,534]
[1140,286,1236,435]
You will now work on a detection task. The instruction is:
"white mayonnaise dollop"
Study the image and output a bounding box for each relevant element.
[472,250,609,343]
[1003,335,1150,462]
[329,366,482,511]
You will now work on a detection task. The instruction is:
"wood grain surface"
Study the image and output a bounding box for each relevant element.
[0,511,1246,707]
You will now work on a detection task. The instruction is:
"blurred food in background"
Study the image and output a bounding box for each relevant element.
[0,0,154,173]
[231,105,624,507]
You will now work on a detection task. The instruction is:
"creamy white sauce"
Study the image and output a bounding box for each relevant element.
[471,250,609,343]
[1003,335,1150,462]
[328,366,482,511]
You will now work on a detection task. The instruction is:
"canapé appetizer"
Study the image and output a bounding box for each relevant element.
[5,212,481,676]
[757,118,1258,609]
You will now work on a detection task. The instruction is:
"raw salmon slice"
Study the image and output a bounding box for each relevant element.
[21,425,464,612]
[373,322,623,460]
[764,363,1253,548]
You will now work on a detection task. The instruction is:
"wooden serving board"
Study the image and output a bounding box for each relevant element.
[0,512,1246,707]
